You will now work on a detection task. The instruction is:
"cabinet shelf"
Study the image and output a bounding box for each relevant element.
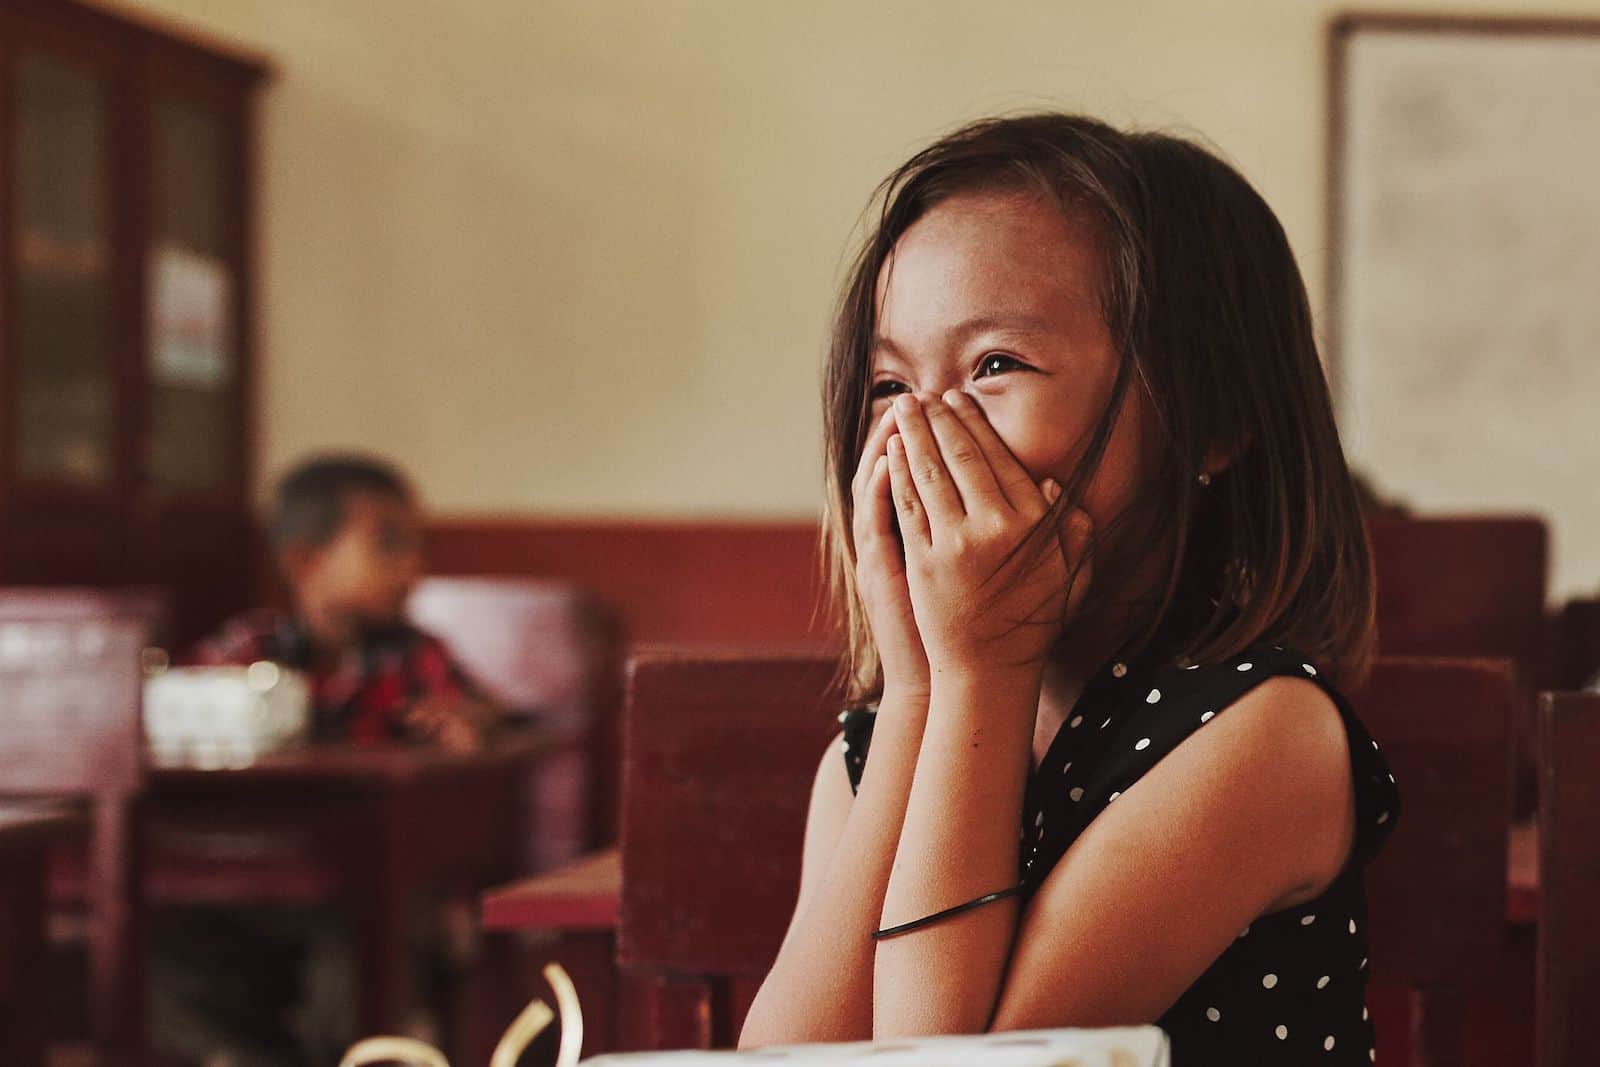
[1,0,270,645]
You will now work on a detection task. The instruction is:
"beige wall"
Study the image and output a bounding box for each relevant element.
[113,1,1600,585]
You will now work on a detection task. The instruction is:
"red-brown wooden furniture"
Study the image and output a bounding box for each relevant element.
[1549,597,1600,691]
[423,520,834,648]
[0,588,157,1062]
[615,647,844,1049]
[1366,516,1548,814]
[487,651,1546,1062]
[1354,656,1517,1067]
[1367,519,1547,673]
[480,848,628,1055]
[125,735,556,1058]
[407,576,627,871]
[0,803,87,1067]
[482,847,620,933]
[0,0,271,647]
[1534,690,1600,1067]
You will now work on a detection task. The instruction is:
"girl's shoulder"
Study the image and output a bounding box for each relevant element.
[1106,642,1402,869]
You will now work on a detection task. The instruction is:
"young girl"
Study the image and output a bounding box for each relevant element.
[738,113,1400,1065]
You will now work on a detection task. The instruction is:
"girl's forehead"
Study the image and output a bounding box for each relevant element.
[873,191,1104,351]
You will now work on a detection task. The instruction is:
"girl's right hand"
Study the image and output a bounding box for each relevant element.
[852,404,930,699]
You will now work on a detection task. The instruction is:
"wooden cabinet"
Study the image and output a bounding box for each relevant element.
[0,0,269,643]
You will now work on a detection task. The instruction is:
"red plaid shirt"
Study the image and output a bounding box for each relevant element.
[184,609,481,744]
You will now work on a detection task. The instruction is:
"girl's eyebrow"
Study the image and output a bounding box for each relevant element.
[872,312,1056,361]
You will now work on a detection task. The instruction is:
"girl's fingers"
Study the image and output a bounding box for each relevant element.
[890,395,964,529]
[857,454,898,564]
[942,390,1043,511]
[852,405,898,498]
[885,433,931,550]
[921,394,1010,514]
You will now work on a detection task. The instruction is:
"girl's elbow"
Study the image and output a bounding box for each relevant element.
[737,986,780,1049]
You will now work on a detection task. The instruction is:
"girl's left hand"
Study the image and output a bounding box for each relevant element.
[885,390,1094,681]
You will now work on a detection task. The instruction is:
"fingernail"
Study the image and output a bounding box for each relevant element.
[1044,480,1061,503]
[894,393,917,413]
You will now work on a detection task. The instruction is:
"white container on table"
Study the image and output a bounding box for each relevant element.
[142,661,310,767]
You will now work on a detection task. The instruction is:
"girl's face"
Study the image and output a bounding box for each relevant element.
[869,189,1157,553]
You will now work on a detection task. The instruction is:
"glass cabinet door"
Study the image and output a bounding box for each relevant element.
[10,51,115,488]
[146,92,237,495]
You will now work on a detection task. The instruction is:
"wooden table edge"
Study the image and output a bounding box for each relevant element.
[480,848,620,932]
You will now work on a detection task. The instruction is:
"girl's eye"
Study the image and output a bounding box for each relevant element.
[870,379,910,400]
[976,352,1025,378]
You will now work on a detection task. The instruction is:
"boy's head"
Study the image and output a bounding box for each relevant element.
[271,454,424,628]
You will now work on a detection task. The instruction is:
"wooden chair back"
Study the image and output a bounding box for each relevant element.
[0,587,160,1061]
[1535,690,1600,1067]
[1550,597,1600,691]
[1368,515,1547,811]
[1352,655,1516,1067]
[407,576,627,868]
[1367,516,1547,667]
[616,647,844,1049]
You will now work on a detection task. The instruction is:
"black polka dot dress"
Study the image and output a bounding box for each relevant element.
[838,641,1401,1066]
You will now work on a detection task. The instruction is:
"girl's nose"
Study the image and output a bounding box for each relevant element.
[919,387,977,410]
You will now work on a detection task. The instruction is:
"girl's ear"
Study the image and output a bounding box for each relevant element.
[1201,432,1252,479]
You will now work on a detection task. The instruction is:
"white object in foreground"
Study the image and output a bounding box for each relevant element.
[580,1026,1170,1066]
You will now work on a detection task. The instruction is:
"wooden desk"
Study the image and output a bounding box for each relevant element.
[132,735,558,1039]
[480,848,625,1052]
[1,803,87,1067]
[481,847,619,932]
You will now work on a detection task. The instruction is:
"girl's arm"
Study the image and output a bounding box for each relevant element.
[869,388,1087,1035]
[988,676,1355,1030]
[741,395,933,1047]
[737,685,930,1048]
[872,667,1039,1035]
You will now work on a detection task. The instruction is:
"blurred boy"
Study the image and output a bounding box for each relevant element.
[188,454,493,750]
[153,455,496,1067]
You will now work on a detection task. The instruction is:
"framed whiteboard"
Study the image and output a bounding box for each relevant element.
[1328,14,1600,600]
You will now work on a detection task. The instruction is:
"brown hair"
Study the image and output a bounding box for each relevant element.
[817,112,1375,702]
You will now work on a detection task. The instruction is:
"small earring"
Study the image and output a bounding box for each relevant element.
[1197,471,1212,487]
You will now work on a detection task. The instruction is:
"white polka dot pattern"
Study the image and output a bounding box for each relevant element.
[831,641,1398,1065]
